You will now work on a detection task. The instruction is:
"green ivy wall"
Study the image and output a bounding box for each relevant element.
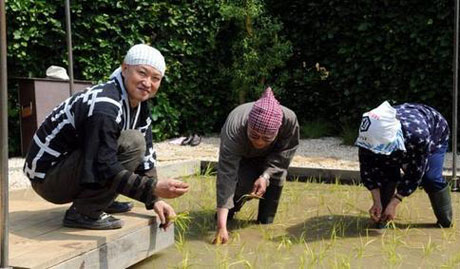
[5,0,456,155]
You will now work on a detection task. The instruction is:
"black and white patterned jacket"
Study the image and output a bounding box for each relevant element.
[23,71,156,186]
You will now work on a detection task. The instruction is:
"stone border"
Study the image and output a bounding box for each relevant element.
[199,160,459,185]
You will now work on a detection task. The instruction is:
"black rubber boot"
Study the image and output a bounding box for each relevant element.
[428,186,453,228]
[257,185,283,224]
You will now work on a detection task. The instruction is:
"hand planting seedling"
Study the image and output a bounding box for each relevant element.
[235,193,264,204]
[159,211,191,231]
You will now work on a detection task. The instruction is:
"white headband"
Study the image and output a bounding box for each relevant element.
[124,44,166,76]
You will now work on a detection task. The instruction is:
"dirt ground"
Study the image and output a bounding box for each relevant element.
[132,175,460,268]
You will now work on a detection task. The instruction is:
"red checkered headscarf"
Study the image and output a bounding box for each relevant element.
[248,87,283,136]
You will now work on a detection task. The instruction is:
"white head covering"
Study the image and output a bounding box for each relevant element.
[355,101,406,155]
[123,44,166,76]
[46,65,69,80]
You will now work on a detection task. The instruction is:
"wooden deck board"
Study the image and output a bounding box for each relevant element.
[9,189,174,269]
[7,160,202,268]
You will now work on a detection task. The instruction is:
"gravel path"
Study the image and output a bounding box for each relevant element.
[8,136,459,190]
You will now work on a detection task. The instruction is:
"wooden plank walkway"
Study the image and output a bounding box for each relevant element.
[7,160,203,269]
[9,188,174,269]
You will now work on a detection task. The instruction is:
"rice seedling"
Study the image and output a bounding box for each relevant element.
[201,162,217,177]
[174,231,187,253]
[329,254,352,269]
[175,251,192,269]
[441,224,457,242]
[277,234,293,250]
[258,225,275,241]
[382,244,402,267]
[440,252,460,268]
[227,260,253,268]
[165,211,192,233]
[235,193,264,204]
[422,235,439,257]
[231,231,241,243]
[353,236,376,258]
[381,229,405,267]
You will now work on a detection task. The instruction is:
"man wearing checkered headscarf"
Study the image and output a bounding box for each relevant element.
[248,87,283,137]
[213,87,300,244]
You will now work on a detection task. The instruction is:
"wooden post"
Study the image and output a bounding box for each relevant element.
[65,0,74,95]
[0,0,10,267]
[453,0,459,191]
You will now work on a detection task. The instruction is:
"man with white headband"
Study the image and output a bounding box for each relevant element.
[213,87,299,244]
[23,44,189,230]
[355,101,452,228]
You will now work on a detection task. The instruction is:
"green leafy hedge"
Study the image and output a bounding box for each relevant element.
[6,0,291,156]
[267,0,453,132]
[5,0,455,155]
[7,0,227,145]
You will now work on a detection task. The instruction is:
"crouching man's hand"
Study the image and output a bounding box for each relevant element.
[154,178,189,198]
[154,200,176,230]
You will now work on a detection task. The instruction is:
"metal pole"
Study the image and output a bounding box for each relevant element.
[453,0,459,192]
[65,0,74,95]
[0,0,9,267]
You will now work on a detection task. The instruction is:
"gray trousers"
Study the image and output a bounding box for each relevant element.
[232,157,283,223]
[31,130,146,218]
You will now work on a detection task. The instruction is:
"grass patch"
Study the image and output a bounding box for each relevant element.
[340,122,358,146]
[300,120,335,139]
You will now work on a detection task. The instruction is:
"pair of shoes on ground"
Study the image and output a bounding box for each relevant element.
[181,133,201,146]
[63,201,133,230]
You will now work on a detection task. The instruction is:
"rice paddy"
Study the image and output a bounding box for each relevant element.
[131,175,460,268]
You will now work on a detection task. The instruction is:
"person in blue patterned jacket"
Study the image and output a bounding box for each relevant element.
[355,101,452,228]
[23,44,189,230]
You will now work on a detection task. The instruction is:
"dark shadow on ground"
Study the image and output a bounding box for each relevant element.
[272,214,381,244]
[272,214,444,244]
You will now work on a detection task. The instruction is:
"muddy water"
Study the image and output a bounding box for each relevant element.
[131,176,460,268]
